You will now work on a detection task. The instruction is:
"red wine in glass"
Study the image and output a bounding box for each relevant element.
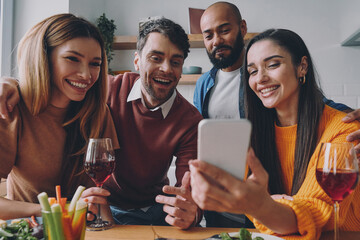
[316,142,359,240]
[84,160,115,187]
[84,138,115,231]
[315,169,358,202]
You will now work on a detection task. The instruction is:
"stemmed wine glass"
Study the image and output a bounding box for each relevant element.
[84,138,116,231]
[316,142,359,240]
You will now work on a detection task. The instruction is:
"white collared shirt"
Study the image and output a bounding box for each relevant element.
[127,79,176,119]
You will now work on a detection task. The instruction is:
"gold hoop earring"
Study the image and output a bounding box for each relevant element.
[299,75,306,85]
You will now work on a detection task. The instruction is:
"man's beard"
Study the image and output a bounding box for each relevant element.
[207,31,245,69]
[142,75,176,107]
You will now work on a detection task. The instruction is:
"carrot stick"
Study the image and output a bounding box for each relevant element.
[56,185,61,204]
[31,216,39,227]
[62,214,73,240]
[56,185,67,212]
[60,198,67,214]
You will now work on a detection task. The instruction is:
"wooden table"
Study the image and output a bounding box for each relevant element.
[85,225,254,240]
[85,225,360,240]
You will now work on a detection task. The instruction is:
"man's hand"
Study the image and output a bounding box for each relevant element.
[155,171,199,229]
[80,187,113,222]
[343,109,360,152]
[0,77,20,119]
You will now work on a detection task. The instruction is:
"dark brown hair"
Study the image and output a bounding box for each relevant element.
[244,29,324,194]
[137,17,190,59]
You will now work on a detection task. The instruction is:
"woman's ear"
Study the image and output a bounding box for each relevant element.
[298,56,308,77]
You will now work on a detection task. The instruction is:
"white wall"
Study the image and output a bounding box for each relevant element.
[337,1,360,108]
[11,0,69,76]
[69,0,104,23]
[340,0,360,40]
[0,0,14,76]
[9,0,360,108]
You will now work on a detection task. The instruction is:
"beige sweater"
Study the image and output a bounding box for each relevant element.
[0,99,119,202]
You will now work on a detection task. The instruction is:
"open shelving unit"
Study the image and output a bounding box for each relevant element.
[113,33,258,84]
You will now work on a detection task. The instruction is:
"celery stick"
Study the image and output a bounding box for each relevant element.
[51,204,65,240]
[38,192,60,240]
[73,199,88,225]
[37,192,51,212]
[68,185,85,216]
[42,210,57,240]
[75,198,88,211]
[72,199,87,239]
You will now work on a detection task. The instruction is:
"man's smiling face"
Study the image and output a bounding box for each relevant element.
[134,32,184,108]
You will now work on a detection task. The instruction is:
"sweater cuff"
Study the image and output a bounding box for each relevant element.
[253,199,320,239]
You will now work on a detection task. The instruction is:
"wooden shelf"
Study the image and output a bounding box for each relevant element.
[113,33,258,50]
[113,35,137,50]
[179,74,200,85]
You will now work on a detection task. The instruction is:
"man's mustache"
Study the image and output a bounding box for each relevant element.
[211,45,233,56]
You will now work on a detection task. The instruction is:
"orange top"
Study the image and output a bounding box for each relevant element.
[253,105,360,239]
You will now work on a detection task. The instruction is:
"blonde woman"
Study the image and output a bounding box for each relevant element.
[0,14,119,219]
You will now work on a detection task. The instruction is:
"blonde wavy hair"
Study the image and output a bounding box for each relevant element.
[17,13,108,157]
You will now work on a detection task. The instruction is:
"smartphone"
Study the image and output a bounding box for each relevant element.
[197,119,252,180]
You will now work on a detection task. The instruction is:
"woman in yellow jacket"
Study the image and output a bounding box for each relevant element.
[189,29,360,239]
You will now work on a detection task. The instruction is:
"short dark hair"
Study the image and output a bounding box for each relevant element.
[137,17,190,59]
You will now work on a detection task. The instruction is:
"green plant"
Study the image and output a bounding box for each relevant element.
[96,13,117,70]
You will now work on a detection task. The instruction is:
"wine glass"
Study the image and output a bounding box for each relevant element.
[84,138,116,231]
[316,142,359,240]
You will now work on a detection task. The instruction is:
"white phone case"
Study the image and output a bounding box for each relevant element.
[197,119,252,179]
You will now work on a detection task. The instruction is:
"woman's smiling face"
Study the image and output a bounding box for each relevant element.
[50,37,102,108]
[247,39,301,112]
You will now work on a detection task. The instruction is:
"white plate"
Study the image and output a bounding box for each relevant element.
[229,232,285,240]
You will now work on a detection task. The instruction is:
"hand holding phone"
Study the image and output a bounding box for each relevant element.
[197,119,252,180]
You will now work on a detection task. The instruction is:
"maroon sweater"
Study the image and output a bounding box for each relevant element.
[105,72,203,209]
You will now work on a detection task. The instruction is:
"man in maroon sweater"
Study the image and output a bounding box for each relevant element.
[104,18,203,229]
[0,18,203,229]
